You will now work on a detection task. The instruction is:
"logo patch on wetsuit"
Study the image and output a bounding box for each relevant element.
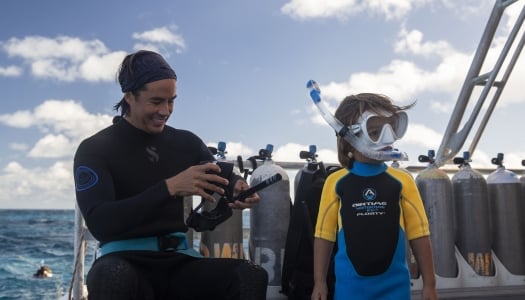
[362,188,377,201]
[146,146,159,163]
[75,166,99,191]
[351,187,387,216]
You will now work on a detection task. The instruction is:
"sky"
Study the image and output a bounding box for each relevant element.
[1,0,524,209]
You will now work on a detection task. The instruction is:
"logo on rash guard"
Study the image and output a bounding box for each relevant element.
[146,146,159,163]
[362,188,377,201]
[351,187,387,216]
[75,166,99,191]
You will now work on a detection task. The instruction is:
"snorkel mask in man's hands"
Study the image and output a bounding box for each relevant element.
[186,169,282,232]
[185,197,233,232]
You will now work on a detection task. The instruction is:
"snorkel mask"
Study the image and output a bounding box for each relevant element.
[306,80,408,161]
[186,172,283,232]
[353,110,408,151]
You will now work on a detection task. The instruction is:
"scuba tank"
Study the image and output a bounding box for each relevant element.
[249,144,292,290]
[293,145,322,193]
[390,160,419,279]
[521,160,525,202]
[451,151,493,276]
[200,142,244,259]
[281,145,337,298]
[487,153,525,275]
[415,150,458,277]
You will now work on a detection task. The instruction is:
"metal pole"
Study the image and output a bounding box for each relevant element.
[469,5,525,156]
[434,0,512,167]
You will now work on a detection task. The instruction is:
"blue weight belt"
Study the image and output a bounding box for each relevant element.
[97,232,202,258]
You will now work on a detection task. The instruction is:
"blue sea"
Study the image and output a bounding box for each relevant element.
[0,209,97,300]
[0,209,252,300]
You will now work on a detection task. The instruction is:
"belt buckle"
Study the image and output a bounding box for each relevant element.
[157,235,180,252]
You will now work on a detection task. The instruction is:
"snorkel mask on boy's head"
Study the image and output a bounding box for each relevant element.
[306,79,409,161]
[351,110,408,152]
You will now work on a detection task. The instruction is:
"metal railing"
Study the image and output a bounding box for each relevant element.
[435,0,525,167]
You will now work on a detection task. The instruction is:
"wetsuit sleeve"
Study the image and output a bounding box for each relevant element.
[74,139,172,241]
[314,169,344,242]
[400,174,430,240]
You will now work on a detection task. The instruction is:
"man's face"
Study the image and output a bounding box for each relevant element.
[125,78,177,134]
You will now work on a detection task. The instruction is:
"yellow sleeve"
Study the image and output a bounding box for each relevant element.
[396,170,430,240]
[314,168,346,242]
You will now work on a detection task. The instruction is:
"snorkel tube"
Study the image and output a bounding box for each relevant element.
[306,80,408,161]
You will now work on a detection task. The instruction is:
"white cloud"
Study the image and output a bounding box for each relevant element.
[0,99,112,208]
[0,160,75,209]
[400,123,443,149]
[0,27,187,83]
[440,0,495,20]
[222,141,255,159]
[28,134,75,158]
[429,99,454,114]
[8,142,29,152]
[316,148,339,164]
[1,35,122,82]
[281,0,428,21]
[132,43,163,54]
[395,28,456,58]
[3,36,107,61]
[0,100,113,159]
[0,110,34,128]
[79,51,127,81]
[306,4,523,120]
[501,152,525,170]
[311,53,468,112]
[35,100,112,141]
[132,26,186,54]
[206,141,255,160]
[273,143,309,162]
[30,58,78,81]
[0,65,22,77]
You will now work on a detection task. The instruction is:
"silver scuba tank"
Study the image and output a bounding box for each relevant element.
[415,150,458,278]
[293,145,318,194]
[451,152,493,276]
[487,153,525,275]
[200,142,244,258]
[249,144,292,289]
[521,160,525,203]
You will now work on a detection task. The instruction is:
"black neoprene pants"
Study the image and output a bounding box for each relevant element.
[86,252,268,300]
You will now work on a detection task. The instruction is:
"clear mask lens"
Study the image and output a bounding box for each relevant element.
[361,111,407,144]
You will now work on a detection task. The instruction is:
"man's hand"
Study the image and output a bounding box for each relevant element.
[229,179,260,209]
[165,163,229,202]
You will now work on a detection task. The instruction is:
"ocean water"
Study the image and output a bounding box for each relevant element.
[0,209,252,300]
[0,209,97,300]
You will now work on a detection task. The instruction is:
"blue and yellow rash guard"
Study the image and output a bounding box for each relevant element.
[315,161,430,300]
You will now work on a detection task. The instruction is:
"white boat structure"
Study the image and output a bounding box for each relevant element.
[68,1,525,299]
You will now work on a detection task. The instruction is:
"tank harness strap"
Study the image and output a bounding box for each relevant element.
[97,232,202,259]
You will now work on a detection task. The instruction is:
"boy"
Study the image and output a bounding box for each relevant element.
[311,93,437,300]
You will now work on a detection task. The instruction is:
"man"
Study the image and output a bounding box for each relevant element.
[74,50,268,299]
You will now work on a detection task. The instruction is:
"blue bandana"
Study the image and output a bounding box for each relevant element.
[119,50,177,93]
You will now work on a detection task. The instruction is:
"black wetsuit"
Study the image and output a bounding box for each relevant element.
[74,118,267,300]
